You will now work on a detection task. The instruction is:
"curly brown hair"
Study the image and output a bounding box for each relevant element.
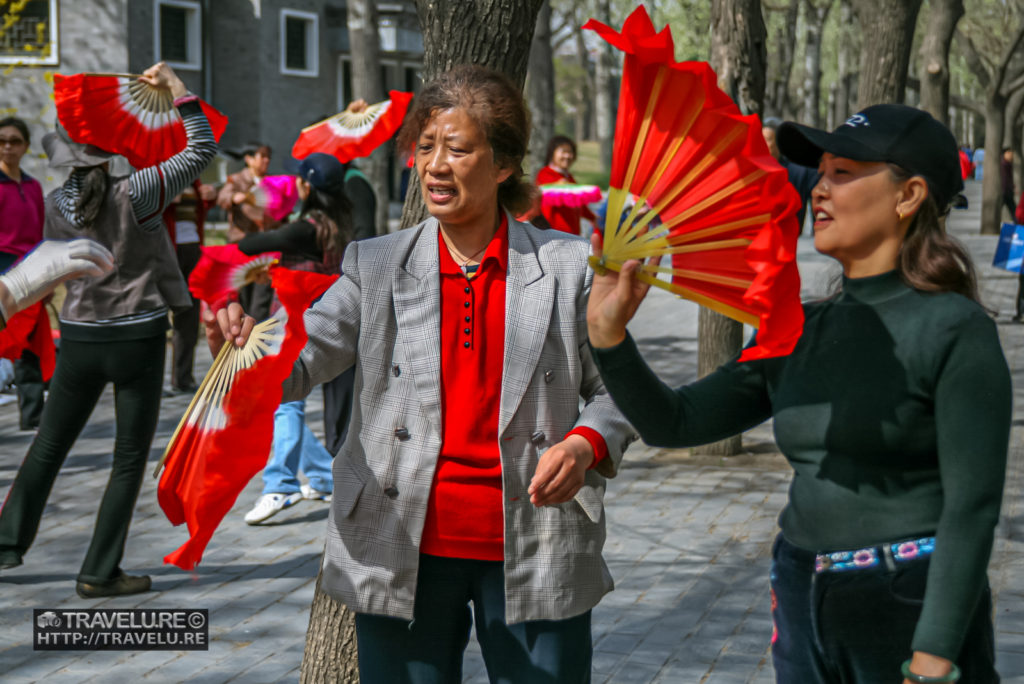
[397,64,533,215]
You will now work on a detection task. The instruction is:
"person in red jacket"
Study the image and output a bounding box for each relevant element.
[534,135,596,235]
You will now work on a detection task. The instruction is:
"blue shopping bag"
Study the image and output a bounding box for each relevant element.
[993,223,1024,273]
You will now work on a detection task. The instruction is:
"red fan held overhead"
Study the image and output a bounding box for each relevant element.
[53,73,228,169]
[585,7,803,361]
[292,90,413,163]
[157,267,338,570]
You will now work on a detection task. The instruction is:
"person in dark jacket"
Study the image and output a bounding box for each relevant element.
[588,105,1009,684]
[762,117,818,233]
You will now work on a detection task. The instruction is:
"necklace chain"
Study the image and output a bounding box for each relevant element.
[442,234,487,266]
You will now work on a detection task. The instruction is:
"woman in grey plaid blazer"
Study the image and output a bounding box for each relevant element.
[214,65,635,683]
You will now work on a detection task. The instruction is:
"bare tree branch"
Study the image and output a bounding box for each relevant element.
[955,29,991,89]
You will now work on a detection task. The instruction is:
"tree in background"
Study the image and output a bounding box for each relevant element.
[528,0,556,174]
[850,0,923,107]
[918,0,965,127]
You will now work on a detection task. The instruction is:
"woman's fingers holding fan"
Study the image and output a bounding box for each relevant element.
[206,302,253,351]
[587,232,649,349]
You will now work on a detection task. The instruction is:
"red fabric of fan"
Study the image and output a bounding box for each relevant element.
[0,303,56,381]
[157,267,338,570]
[585,7,803,361]
[292,90,414,163]
[188,244,280,310]
[53,73,229,169]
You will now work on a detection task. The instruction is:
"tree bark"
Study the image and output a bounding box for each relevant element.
[594,0,616,173]
[573,11,595,142]
[704,0,767,456]
[401,0,545,229]
[347,0,388,235]
[527,0,555,175]
[766,0,799,119]
[850,0,923,107]
[300,568,359,683]
[917,0,964,127]
[835,0,856,123]
[801,0,832,128]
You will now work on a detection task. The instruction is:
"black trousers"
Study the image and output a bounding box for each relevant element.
[238,281,273,321]
[0,334,165,583]
[322,367,356,456]
[769,534,998,683]
[171,242,201,389]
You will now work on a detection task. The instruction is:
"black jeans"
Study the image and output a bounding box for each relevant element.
[171,242,201,389]
[355,554,592,684]
[0,334,165,582]
[770,534,998,683]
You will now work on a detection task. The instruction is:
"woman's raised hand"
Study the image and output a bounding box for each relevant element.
[139,61,187,99]
[586,231,654,349]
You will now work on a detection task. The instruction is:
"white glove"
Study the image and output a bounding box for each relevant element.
[0,239,115,320]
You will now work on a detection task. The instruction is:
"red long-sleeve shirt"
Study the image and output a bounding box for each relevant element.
[535,165,597,236]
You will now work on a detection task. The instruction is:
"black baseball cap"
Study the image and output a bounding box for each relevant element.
[777,104,963,208]
[284,153,346,193]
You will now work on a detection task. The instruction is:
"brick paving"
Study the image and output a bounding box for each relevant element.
[1,179,1023,682]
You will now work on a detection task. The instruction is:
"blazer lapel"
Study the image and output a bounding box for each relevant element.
[499,217,554,435]
[394,220,443,432]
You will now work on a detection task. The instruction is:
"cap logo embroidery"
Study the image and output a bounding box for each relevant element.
[844,114,870,128]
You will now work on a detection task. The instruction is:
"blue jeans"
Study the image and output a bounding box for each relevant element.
[262,399,333,494]
[770,533,998,683]
[355,554,592,684]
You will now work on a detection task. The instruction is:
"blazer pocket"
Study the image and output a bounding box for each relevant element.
[333,456,367,518]
[573,485,603,524]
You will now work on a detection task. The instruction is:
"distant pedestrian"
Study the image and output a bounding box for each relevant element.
[589,104,1009,684]
[535,135,596,235]
[762,117,818,233]
[1001,147,1015,218]
[0,116,46,430]
[0,62,217,598]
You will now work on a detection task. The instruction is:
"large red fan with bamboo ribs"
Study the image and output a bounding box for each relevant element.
[0,303,55,380]
[188,244,281,310]
[53,73,228,169]
[292,90,413,163]
[156,267,338,570]
[585,7,803,361]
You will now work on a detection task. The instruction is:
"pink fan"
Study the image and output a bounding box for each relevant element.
[540,183,603,208]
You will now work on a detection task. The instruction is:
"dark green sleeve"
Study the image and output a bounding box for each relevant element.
[237,221,320,259]
[590,332,772,447]
[912,313,1012,659]
[345,176,377,241]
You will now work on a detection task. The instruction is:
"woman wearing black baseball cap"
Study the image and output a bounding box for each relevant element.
[587,104,1009,684]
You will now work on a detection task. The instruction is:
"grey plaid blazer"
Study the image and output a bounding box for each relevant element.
[281,213,637,623]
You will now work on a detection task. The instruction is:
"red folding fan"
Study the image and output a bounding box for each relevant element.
[188,244,280,310]
[292,90,413,163]
[53,73,229,169]
[156,267,339,570]
[0,303,55,381]
[584,7,803,361]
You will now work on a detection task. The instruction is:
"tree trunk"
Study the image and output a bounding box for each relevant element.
[348,0,388,235]
[300,567,359,683]
[917,0,964,126]
[835,0,856,122]
[574,15,594,142]
[851,0,923,107]
[801,0,831,128]
[527,0,555,175]
[400,0,545,229]
[593,0,616,173]
[766,0,798,118]
[981,91,1007,235]
[704,0,766,456]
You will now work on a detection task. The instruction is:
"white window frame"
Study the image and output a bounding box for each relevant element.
[280,9,319,78]
[0,0,59,66]
[154,0,201,70]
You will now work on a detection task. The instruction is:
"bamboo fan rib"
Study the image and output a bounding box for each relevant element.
[155,315,286,478]
[291,90,413,164]
[583,6,804,361]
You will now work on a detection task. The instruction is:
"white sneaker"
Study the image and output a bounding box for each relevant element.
[300,484,332,502]
[244,492,301,525]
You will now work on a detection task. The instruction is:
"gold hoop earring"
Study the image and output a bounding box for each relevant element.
[897,209,904,221]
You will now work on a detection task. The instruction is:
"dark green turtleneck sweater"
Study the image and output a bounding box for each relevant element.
[592,271,1011,660]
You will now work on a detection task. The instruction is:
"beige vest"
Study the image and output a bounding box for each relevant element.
[44,176,190,322]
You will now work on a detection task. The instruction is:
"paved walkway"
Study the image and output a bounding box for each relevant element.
[1,178,1023,682]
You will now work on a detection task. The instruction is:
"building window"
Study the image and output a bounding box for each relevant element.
[0,0,58,66]
[280,9,318,77]
[155,0,201,70]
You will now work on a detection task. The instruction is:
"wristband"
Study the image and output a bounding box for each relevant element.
[900,659,961,683]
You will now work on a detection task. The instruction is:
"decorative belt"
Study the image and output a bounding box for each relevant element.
[814,537,935,574]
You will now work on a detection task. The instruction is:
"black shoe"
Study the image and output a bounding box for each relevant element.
[76,572,151,598]
[0,551,23,570]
